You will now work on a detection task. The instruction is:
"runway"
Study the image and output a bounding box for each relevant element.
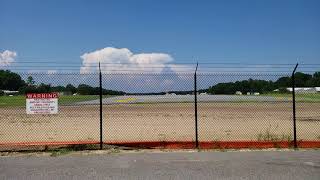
[76,94,290,105]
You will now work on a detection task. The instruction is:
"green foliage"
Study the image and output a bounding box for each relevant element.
[0,90,4,96]
[66,84,77,94]
[26,76,35,86]
[295,72,313,87]
[50,148,72,157]
[310,72,320,86]
[19,83,52,94]
[37,83,52,92]
[77,84,92,95]
[51,85,66,92]
[0,70,25,90]
[278,87,290,93]
[208,79,276,94]
[0,95,111,107]
[208,71,320,94]
[77,84,125,95]
[0,70,124,95]
[1,70,319,96]
[275,77,291,87]
[257,129,292,142]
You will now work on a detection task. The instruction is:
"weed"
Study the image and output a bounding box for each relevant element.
[50,148,71,157]
[108,148,121,154]
[257,124,292,143]
[67,144,98,150]
[45,144,99,156]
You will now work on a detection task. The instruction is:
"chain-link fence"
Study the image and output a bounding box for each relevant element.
[0,68,320,150]
[197,73,294,148]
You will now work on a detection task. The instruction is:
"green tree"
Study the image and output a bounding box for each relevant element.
[52,86,66,92]
[311,72,320,86]
[294,72,312,87]
[314,72,320,78]
[77,84,93,95]
[26,76,35,86]
[275,76,291,88]
[66,84,77,94]
[0,70,25,90]
[37,83,52,93]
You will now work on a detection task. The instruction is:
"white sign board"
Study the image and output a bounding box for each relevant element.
[26,93,58,114]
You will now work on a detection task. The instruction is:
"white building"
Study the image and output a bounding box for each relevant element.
[235,91,242,95]
[1,90,19,95]
[246,92,260,95]
[286,87,320,93]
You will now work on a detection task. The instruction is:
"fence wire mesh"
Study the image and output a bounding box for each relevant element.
[101,73,194,145]
[296,93,320,141]
[197,73,293,146]
[0,66,320,150]
[0,73,101,150]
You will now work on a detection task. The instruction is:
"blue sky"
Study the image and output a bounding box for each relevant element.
[1,0,319,65]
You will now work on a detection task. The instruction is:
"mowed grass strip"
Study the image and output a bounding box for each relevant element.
[1,93,320,107]
[0,95,111,107]
[265,93,320,102]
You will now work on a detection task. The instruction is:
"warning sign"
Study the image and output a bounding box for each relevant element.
[26,93,59,114]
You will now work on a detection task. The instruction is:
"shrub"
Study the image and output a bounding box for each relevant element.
[279,87,290,93]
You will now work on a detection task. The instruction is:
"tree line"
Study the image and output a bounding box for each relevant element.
[0,70,125,95]
[1,70,319,95]
[207,72,320,94]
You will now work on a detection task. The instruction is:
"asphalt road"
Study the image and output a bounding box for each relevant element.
[1,150,319,180]
[76,94,289,105]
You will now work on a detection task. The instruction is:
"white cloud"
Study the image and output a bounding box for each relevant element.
[25,69,58,74]
[0,50,17,66]
[47,70,57,74]
[80,47,180,73]
[79,47,196,92]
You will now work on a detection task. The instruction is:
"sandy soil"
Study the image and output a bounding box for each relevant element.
[0,103,319,144]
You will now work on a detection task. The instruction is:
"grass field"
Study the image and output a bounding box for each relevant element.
[264,93,320,102]
[0,95,111,107]
[1,93,320,107]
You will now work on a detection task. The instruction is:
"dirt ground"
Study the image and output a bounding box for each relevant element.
[0,103,319,144]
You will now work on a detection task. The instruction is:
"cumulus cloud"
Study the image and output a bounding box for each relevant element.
[79,47,196,92]
[0,50,17,66]
[79,47,187,73]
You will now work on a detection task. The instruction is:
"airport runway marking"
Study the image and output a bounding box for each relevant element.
[116,97,137,103]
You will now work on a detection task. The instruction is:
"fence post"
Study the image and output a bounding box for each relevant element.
[291,63,298,149]
[99,62,103,150]
[194,62,199,148]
